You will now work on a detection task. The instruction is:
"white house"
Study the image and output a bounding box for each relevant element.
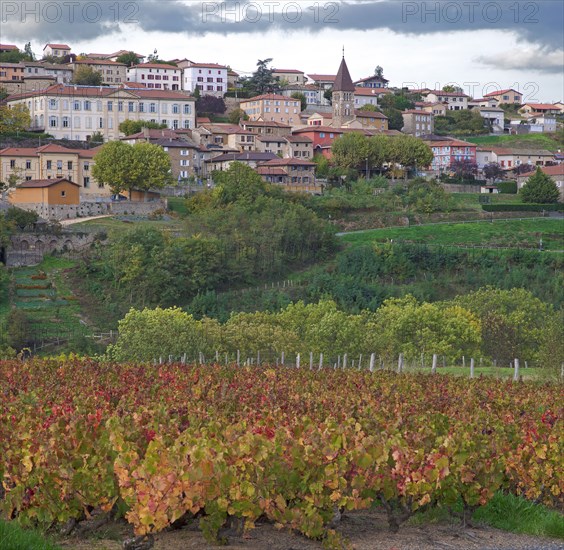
[7,84,196,141]
[354,87,391,108]
[43,43,71,58]
[474,106,505,134]
[178,61,228,96]
[126,63,182,91]
[422,90,469,110]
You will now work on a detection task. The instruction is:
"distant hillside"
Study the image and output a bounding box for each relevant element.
[464,133,563,151]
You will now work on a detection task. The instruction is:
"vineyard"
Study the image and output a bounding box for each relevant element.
[1,359,562,549]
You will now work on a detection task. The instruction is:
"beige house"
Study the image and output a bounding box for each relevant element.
[7,83,196,141]
[519,103,561,116]
[240,120,291,137]
[0,144,107,199]
[255,158,317,190]
[255,135,313,159]
[205,151,278,174]
[402,110,434,137]
[68,59,127,85]
[483,89,523,104]
[9,178,80,206]
[240,94,301,125]
[416,101,447,117]
[272,69,307,85]
[479,148,556,171]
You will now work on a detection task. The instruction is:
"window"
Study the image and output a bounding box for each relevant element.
[181,160,188,166]
[128,102,134,112]
[67,161,73,170]
[172,104,179,114]
[173,120,179,129]
[108,101,113,111]
[83,177,90,188]
[47,160,52,169]
[183,104,191,114]
[162,104,168,114]
[118,101,123,112]
[49,98,57,109]
[320,132,325,138]
[139,103,144,112]
[26,160,31,169]
[62,116,69,127]
[183,120,190,129]
[84,162,89,171]
[181,149,188,156]
[10,159,15,168]
[99,117,104,128]
[49,116,57,127]
[73,100,80,110]
[61,190,66,197]
[84,100,91,111]
[150,103,156,113]
[86,117,92,129]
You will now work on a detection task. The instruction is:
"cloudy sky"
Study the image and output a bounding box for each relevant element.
[2,0,563,101]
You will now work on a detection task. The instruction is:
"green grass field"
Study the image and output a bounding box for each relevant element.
[450,193,524,212]
[67,215,185,235]
[464,133,563,150]
[340,218,564,251]
[0,520,62,550]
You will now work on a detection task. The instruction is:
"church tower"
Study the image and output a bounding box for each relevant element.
[332,53,355,128]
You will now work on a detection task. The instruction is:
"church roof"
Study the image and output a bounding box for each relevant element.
[333,57,355,93]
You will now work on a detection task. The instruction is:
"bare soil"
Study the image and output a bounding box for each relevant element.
[57,509,563,550]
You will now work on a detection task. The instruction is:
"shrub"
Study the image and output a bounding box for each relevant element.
[498,181,517,194]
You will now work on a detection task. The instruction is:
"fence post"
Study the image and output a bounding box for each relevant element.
[257,351,260,366]
[181,353,186,365]
[343,353,347,370]
[296,353,300,369]
[281,352,285,366]
[397,353,404,374]
[225,353,228,366]
[470,358,475,379]
[237,350,240,367]
[358,354,362,370]
[337,356,341,369]
[319,353,323,370]
[159,356,162,365]
[310,352,313,370]
[513,358,520,382]
[215,350,219,363]
[432,354,437,374]
[462,356,466,368]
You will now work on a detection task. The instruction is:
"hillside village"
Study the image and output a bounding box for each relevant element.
[1,35,564,550]
[1,42,563,217]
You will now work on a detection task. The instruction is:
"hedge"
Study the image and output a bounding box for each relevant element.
[482,203,564,212]
[498,181,518,194]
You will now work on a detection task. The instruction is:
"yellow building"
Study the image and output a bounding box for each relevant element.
[9,178,80,206]
[0,144,108,199]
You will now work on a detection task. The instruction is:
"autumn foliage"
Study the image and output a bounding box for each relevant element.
[0,359,561,544]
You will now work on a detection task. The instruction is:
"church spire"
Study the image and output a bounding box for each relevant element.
[333,55,355,93]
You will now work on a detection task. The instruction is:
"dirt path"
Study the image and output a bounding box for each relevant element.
[58,509,563,550]
[59,215,112,226]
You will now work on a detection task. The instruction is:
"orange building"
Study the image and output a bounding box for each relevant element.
[9,178,80,206]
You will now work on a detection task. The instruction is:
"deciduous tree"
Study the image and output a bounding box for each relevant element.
[72,66,103,86]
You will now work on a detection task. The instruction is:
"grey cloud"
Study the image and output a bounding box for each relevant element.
[477,47,564,74]
[2,1,563,52]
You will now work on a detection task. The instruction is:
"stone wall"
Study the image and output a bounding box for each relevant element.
[13,200,167,221]
[6,232,99,267]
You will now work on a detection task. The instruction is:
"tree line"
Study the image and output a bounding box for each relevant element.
[106,287,562,371]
